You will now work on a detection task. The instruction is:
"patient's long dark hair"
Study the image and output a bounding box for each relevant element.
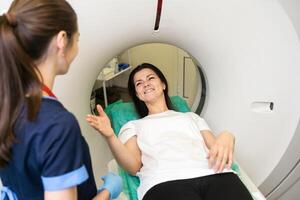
[128,63,173,117]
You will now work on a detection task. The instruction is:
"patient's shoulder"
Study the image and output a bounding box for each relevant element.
[120,120,139,131]
[118,120,140,143]
[185,111,204,119]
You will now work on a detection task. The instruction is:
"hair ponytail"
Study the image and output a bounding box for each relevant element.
[0,0,77,168]
[0,14,42,168]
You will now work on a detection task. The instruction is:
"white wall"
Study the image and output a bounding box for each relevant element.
[278,0,300,40]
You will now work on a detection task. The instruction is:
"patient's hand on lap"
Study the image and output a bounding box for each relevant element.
[207,131,235,173]
[86,105,115,139]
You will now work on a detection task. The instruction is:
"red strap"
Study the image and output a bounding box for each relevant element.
[42,85,57,99]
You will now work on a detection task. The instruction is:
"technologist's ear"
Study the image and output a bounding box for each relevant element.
[163,84,166,90]
[56,31,68,55]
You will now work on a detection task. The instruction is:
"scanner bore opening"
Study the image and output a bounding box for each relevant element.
[90,43,207,115]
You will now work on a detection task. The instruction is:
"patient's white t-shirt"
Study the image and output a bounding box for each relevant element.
[118,110,231,200]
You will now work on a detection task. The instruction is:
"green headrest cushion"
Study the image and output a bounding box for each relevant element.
[105,96,190,136]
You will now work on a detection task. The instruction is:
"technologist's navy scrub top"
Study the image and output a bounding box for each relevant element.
[0,98,97,200]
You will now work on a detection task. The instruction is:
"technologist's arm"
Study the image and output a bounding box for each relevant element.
[93,189,110,200]
[45,187,77,200]
[93,172,123,200]
[200,130,235,173]
[44,185,117,200]
[86,105,142,175]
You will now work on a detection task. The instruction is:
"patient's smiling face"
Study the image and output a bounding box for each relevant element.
[133,68,166,104]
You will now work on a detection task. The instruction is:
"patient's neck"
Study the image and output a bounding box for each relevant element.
[146,99,169,115]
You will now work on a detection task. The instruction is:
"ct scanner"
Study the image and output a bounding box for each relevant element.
[1,0,300,199]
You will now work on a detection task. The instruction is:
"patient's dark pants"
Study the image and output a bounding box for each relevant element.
[142,173,254,200]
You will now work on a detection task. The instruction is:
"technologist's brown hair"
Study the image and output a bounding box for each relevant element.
[0,0,78,168]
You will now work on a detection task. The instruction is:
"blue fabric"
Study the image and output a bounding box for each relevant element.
[0,187,18,200]
[0,98,97,200]
[42,165,88,191]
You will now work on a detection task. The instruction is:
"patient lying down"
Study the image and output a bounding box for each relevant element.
[86,63,253,200]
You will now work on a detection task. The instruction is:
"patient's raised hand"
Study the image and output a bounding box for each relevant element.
[86,104,115,139]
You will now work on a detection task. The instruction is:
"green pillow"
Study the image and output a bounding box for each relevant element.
[104,96,190,200]
[105,96,190,136]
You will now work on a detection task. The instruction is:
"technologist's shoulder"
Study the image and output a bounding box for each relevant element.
[52,110,79,129]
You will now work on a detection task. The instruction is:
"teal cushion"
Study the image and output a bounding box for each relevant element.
[104,96,190,200]
[105,96,190,136]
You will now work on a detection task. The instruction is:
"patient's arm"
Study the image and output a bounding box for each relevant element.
[200,130,235,173]
[86,105,142,175]
[107,135,142,175]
